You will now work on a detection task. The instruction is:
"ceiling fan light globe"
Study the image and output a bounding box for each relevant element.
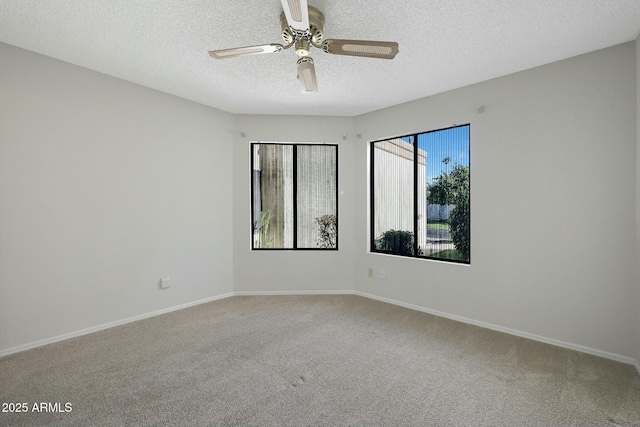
[295,39,310,57]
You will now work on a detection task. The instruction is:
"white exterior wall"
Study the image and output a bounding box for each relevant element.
[372,142,427,251]
[427,204,455,221]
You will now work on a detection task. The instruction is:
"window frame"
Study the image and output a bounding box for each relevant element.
[250,142,339,251]
[369,124,470,264]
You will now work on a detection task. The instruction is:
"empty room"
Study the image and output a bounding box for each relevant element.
[1,1,640,426]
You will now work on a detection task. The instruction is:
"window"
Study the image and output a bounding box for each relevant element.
[370,124,470,264]
[251,143,338,250]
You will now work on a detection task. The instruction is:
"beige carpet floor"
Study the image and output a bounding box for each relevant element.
[1,295,639,426]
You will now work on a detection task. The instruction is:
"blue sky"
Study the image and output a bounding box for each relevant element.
[416,125,470,183]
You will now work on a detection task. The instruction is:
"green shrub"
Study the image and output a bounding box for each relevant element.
[315,214,337,248]
[449,196,470,260]
[258,210,272,248]
[378,229,413,254]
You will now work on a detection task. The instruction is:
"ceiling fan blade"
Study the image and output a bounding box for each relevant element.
[209,44,284,59]
[322,39,399,59]
[297,57,318,93]
[280,0,310,32]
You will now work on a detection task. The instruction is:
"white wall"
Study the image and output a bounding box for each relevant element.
[0,43,235,353]
[636,35,640,369]
[232,115,356,293]
[355,42,638,360]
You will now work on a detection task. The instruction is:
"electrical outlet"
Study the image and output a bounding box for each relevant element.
[379,269,385,279]
[160,277,171,289]
[368,268,373,278]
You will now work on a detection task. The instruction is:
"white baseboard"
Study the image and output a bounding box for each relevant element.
[234,290,353,296]
[3,289,639,377]
[0,292,234,358]
[354,291,638,368]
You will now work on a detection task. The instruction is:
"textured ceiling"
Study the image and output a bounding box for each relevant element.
[1,0,639,116]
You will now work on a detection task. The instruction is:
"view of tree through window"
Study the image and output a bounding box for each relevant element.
[251,143,338,250]
[370,125,470,263]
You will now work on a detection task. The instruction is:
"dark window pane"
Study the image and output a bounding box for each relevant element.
[420,126,470,262]
[252,144,293,248]
[297,145,338,249]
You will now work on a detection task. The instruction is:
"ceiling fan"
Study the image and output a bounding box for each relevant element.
[208,0,399,93]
